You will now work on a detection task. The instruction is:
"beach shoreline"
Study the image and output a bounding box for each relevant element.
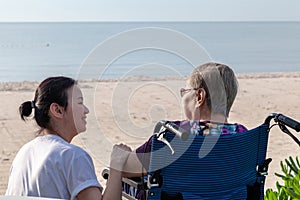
[1,71,300,91]
[0,72,300,194]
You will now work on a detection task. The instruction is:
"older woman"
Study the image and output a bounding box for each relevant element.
[123,62,248,177]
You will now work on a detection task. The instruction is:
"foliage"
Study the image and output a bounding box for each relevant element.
[265,156,300,200]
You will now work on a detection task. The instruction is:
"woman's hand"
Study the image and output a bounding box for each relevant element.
[110,143,132,172]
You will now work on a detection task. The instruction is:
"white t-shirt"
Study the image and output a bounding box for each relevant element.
[6,134,102,200]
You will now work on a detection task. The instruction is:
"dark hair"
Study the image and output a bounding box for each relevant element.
[19,76,76,132]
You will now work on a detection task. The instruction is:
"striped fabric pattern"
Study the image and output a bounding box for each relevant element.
[147,123,269,200]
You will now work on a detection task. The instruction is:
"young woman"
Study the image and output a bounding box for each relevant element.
[6,76,131,200]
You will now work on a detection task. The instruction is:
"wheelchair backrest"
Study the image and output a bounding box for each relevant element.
[147,123,269,200]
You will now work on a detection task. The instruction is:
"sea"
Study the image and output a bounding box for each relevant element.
[0,21,299,82]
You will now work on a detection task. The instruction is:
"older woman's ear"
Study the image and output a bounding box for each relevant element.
[195,88,206,107]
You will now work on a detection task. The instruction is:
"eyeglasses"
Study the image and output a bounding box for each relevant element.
[180,88,197,97]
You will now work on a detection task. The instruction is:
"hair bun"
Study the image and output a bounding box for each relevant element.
[19,101,34,120]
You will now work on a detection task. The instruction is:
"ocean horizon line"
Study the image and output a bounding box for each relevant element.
[0,21,300,24]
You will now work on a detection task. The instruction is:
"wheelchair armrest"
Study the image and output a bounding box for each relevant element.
[122,177,146,190]
[102,168,147,190]
[101,168,110,180]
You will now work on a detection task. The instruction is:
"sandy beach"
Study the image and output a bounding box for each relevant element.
[0,72,300,195]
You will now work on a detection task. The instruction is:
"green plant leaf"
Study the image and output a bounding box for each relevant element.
[287,157,298,174]
[296,156,300,168]
[265,156,300,200]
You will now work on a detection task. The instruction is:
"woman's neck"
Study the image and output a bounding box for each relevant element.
[201,114,228,123]
[194,112,228,123]
[43,129,73,143]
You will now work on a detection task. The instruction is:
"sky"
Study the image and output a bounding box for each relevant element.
[0,0,300,22]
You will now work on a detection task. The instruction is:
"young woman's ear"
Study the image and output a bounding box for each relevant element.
[49,103,64,119]
[195,88,206,107]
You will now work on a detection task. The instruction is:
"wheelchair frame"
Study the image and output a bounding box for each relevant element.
[103,113,300,200]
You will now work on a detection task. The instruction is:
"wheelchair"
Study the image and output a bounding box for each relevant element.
[103,113,300,200]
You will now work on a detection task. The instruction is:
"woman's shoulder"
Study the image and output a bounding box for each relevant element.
[234,123,248,133]
[34,134,91,159]
[173,120,248,136]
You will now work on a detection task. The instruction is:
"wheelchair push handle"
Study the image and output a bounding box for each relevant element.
[275,114,300,132]
[265,113,300,147]
[154,120,190,141]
